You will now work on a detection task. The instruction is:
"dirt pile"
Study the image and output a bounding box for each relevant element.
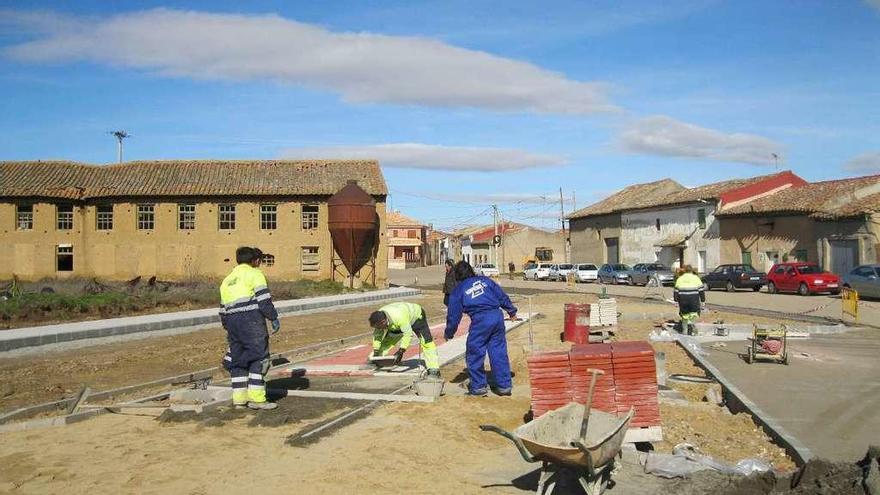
[660,447,880,494]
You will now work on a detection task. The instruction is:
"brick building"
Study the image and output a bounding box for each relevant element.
[0,160,389,285]
[386,210,427,269]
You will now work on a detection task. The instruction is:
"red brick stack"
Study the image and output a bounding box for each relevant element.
[568,343,616,414]
[610,341,660,427]
[526,350,572,418]
[527,341,661,429]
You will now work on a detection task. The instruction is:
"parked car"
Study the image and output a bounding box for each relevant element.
[523,262,552,281]
[703,264,767,292]
[598,263,632,285]
[574,263,599,283]
[842,264,880,299]
[629,263,675,286]
[766,262,840,296]
[475,263,500,277]
[549,263,576,281]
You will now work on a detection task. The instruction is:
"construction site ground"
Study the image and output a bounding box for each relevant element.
[2,289,861,494]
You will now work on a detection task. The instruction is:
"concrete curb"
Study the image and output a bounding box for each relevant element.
[0,287,421,353]
[678,339,815,466]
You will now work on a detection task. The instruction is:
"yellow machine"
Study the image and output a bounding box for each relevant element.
[746,324,789,365]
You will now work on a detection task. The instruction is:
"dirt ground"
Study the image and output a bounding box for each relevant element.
[0,295,448,410]
[0,291,799,493]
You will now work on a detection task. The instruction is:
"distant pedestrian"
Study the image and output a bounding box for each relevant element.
[443,259,456,306]
[445,261,518,396]
[219,246,281,410]
[508,261,516,280]
[673,265,705,336]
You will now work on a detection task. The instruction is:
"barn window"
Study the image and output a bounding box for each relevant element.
[302,205,319,230]
[260,204,277,230]
[301,246,319,272]
[178,203,196,230]
[56,204,74,230]
[137,204,155,230]
[96,205,114,230]
[57,245,74,272]
[16,204,33,230]
[218,204,236,230]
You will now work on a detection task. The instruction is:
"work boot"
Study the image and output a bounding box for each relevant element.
[233,403,248,410]
[247,401,278,411]
[466,388,489,397]
[426,369,441,378]
[492,387,512,396]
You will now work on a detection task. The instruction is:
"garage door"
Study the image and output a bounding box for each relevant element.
[605,237,619,264]
[830,240,859,275]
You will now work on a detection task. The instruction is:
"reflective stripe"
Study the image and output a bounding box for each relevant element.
[253,285,268,292]
[224,298,257,310]
[676,290,702,295]
[225,303,260,314]
[248,373,263,380]
[223,355,232,362]
[248,384,266,390]
[255,293,272,302]
[231,376,248,383]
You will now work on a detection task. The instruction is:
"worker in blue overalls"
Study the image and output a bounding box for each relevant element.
[445,261,518,396]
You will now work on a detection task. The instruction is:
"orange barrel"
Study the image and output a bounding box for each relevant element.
[563,303,591,344]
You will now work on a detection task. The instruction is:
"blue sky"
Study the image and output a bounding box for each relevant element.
[1,1,879,231]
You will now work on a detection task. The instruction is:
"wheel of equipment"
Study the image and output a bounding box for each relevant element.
[798,283,810,296]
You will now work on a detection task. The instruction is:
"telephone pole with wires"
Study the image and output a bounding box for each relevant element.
[109,130,130,164]
[559,187,568,263]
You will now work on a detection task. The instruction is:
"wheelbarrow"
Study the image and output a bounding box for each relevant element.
[480,369,634,495]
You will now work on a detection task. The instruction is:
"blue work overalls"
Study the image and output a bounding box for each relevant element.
[445,275,517,394]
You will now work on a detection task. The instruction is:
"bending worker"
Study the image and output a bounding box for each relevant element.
[445,261,517,397]
[368,302,441,377]
[220,246,281,410]
[673,265,705,335]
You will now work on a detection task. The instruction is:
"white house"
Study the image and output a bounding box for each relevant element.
[620,202,718,272]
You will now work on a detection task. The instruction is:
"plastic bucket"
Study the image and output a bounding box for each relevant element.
[563,303,591,344]
[412,377,445,397]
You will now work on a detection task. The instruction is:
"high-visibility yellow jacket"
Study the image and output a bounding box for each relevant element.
[673,272,705,314]
[219,264,278,324]
[372,301,424,350]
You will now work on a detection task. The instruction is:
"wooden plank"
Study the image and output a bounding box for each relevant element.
[68,386,91,414]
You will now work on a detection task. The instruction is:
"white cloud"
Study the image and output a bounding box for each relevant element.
[843,151,880,172]
[281,143,567,171]
[619,115,785,166]
[2,8,615,114]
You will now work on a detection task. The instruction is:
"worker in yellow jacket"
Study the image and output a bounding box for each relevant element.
[220,247,281,410]
[673,265,705,335]
[368,302,440,377]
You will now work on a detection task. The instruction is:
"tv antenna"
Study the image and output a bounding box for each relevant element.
[109,130,131,163]
[771,153,780,170]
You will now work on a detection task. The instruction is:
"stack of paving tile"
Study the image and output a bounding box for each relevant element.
[611,341,660,427]
[568,343,616,414]
[526,350,572,418]
[589,298,618,327]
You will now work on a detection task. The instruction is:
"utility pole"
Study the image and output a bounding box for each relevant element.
[559,188,568,263]
[571,191,576,212]
[109,130,130,164]
[499,208,505,274]
[492,204,499,267]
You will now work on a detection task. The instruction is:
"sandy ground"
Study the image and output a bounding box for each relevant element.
[0,292,798,494]
[0,295,448,411]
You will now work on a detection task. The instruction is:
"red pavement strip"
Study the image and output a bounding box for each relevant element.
[293,317,471,376]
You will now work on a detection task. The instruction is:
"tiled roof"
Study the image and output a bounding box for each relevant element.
[567,179,685,219]
[471,222,522,243]
[568,171,799,219]
[387,210,424,227]
[0,160,387,199]
[653,172,788,208]
[718,175,880,219]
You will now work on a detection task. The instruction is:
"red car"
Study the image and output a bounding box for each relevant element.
[766,262,840,296]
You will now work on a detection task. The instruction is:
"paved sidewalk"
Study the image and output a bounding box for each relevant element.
[0,287,420,353]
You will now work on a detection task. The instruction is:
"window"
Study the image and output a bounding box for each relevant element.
[408,229,418,239]
[391,229,398,237]
[535,248,553,261]
[137,204,155,230]
[218,204,236,230]
[302,205,319,230]
[775,266,786,274]
[741,251,752,267]
[96,205,113,230]
[301,246,319,272]
[262,254,275,267]
[16,205,33,230]
[697,208,707,229]
[655,218,661,231]
[794,249,808,262]
[56,245,73,272]
[178,203,196,230]
[56,204,74,230]
[260,204,277,230]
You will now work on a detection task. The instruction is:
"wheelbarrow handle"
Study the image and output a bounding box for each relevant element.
[479,424,538,463]
[569,440,598,478]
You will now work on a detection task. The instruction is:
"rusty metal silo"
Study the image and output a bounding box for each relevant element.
[328,180,380,287]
